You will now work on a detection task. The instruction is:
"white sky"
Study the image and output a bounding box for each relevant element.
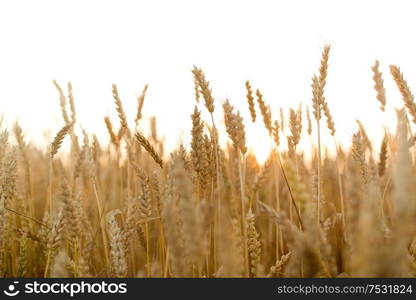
[1,0,415,162]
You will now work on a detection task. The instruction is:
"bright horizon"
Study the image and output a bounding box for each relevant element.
[1,0,415,162]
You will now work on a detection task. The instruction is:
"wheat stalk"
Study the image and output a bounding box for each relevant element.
[372,61,387,112]
[390,65,416,124]
[135,131,163,168]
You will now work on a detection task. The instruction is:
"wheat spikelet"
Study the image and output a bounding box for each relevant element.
[378,133,388,177]
[104,117,119,148]
[246,209,261,277]
[372,60,387,112]
[149,172,162,216]
[255,89,272,135]
[67,82,76,123]
[319,45,330,89]
[289,108,301,147]
[352,131,368,185]
[310,46,331,123]
[311,75,322,121]
[50,123,73,158]
[296,105,303,137]
[223,100,247,155]
[193,76,200,103]
[234,111,247,155]
[190,106,209,189]
[390,65,416,124]
[192,66,215,113]
[306,107,312,135]
[267,252,291,277]
[53,80,70,125]
[205,129,219,185]
[321,100,335,136]
[356,120,372,152]
[60,180,79,243]
[106,209,127,277]
[46,208,65,271]
[13,122,31,196]
[139,174,152,218]
[272,121,280,148]
[317,46,335,135]
[112,84,129,131]
[135,84,149,123]
[135,131,163,168]
[245,81,256,122]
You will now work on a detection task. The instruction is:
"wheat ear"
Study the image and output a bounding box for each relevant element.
[135,132,163,168]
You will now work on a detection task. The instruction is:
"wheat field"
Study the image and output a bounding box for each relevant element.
[0,45,416,278]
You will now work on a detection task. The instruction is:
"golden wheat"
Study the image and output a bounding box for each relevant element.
[1,46,416,279]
